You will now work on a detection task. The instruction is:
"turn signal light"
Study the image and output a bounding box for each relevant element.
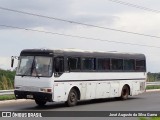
[40,88,52,93]
[47,89,52,93]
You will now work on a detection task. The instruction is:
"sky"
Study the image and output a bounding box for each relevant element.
[0,0,160,72]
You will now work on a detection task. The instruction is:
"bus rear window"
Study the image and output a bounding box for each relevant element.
[136,60,145,71]
[124,59,135,70]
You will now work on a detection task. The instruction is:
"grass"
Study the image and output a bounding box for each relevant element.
[0,94,15,101]
[146,85,160,90]
[139,117,160,120]
[0,70,15,90]
[0,76,14,90]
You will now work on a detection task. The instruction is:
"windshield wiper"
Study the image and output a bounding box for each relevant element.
[21,59,39,78]
[31,61,40,79]
[21,67,32,77]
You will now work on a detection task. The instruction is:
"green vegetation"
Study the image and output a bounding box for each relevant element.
[139,118,147,120]
[0,94,15,101]
[146,85,160,90]
[139,117,160,120]
[147,73,160,82]
[0,69,16,90]
[147,73,160,90]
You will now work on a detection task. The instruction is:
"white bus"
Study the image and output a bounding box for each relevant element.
[12,49,146,106]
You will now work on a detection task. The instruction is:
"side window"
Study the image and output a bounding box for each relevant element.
[82,58,95,71]
[97,58,110,70]
[136,60,145,71]
[111,59,123,70]
[124,59,135,70]
[68,57,81,71]
[55,57,64,73]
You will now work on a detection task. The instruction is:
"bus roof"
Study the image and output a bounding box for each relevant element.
[20,49,145,60]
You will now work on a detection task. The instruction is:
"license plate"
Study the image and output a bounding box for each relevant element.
[27,95,33,98]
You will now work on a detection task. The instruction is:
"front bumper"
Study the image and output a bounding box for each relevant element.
[14,90,53,102]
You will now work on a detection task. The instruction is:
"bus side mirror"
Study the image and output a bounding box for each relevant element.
[11,56,19,68]
[11,56,14,68]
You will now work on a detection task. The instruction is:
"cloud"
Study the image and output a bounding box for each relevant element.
[0,0,120,30]
[0,57,11,70]
[0,0,160,72]
[113,12,160,35]
[0,0,73,29]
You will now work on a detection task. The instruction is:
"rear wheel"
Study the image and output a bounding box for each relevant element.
[120,85,129,100]
[66,88,78,107]
[35,99,47,106]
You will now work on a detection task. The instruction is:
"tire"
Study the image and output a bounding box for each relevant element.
[120,85,129,100]
[35,99,47,106]
[66,88,78,107]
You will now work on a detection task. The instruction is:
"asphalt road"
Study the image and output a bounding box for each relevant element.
[0,91,159,120]
[0,91,160,111]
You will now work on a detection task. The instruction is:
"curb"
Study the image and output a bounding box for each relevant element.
[146,89,160,92]
[0,99,33,105]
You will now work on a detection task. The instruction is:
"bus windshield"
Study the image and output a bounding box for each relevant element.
[16,56,53,77]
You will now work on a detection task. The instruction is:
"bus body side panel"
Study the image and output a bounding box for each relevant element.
[52,72,146,102]
[53,82,81,102]
[118,74,146,96]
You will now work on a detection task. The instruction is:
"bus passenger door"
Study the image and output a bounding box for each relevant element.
[53,57,65,101]
[54,57,64,77]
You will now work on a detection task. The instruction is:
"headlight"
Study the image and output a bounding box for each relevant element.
[14,86,21,89]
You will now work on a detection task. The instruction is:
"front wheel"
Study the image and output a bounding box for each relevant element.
[35,99,47,106]
[120,85,129,100]
[66,88,78,107]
